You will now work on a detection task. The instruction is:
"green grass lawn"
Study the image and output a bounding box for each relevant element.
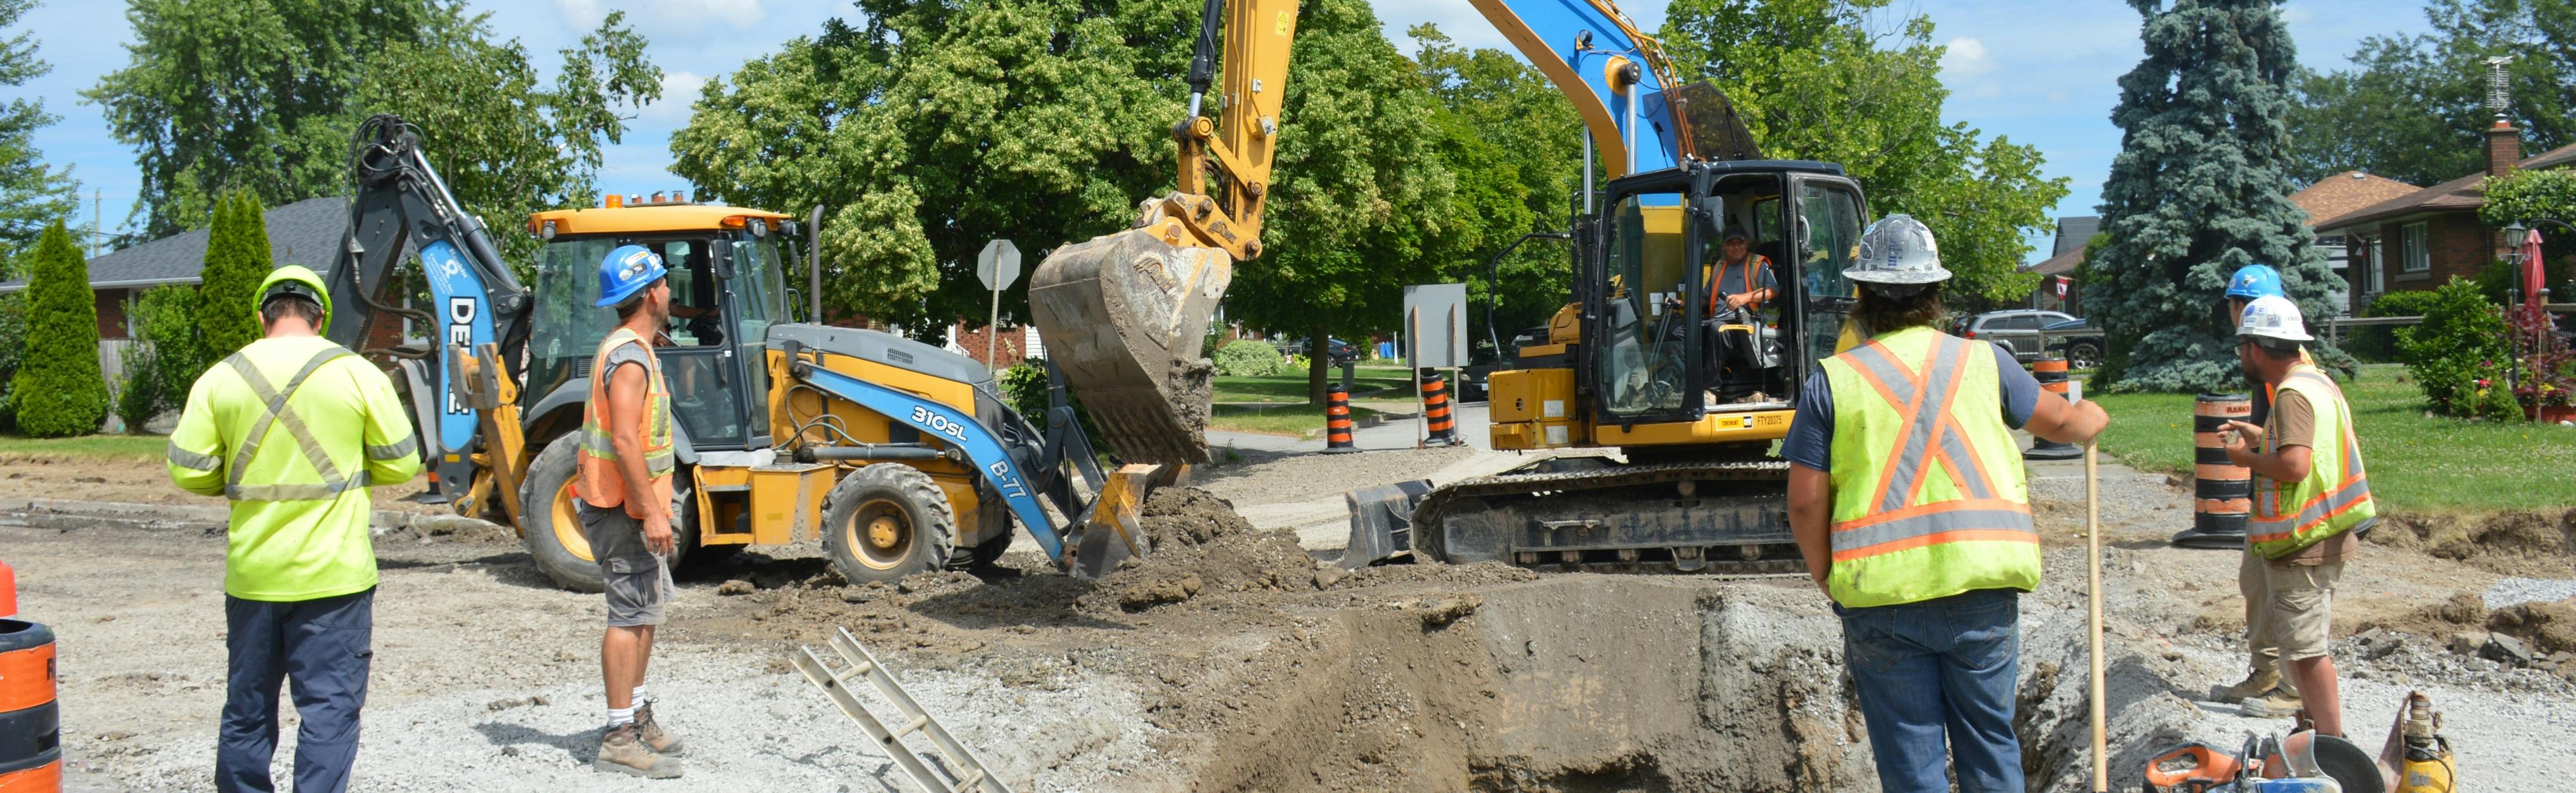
[2088,364,2576,512]
[0,433,168,460]
[1207,403,1383,438]
[1210,372,1416,403]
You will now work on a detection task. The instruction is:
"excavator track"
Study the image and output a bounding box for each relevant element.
[1410,456,1806,575]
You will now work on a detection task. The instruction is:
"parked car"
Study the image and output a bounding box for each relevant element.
[2038,317,2106,369]
[1955,310,2078,362]
[1268,337,1359,365]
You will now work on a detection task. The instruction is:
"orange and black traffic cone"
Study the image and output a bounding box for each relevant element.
[1323,383,1359,454]
[2024,357,2081,461]
[1421,372,1463,447]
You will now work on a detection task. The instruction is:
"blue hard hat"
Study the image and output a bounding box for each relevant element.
[594,244,668,307]
[2225,264,2285,300]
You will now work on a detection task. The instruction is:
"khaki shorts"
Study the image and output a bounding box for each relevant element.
[578,502,675,628]
[2248,554,2342,662]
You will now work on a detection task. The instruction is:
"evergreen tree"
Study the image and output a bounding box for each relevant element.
[2094,0,2335,392]
[11,221,105,436]
[198,191,270,360]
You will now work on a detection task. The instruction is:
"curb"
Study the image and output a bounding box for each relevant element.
[0,496,510,537]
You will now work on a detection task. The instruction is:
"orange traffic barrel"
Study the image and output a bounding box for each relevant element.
[1420,372,1462,447]
[1323,383,1359,454]
[0,559,15,620]
[2024,357,2081,460]
[0,619,58,791]
[2173,393,2252,549]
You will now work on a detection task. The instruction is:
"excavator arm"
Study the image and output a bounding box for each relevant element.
[324,114,536,521]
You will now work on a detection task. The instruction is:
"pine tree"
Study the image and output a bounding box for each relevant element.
[11,221,106,436]
[198,191,270,360]
[2094,0,2340,391]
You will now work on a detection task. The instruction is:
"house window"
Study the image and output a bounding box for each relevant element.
[2400,222,2430,273]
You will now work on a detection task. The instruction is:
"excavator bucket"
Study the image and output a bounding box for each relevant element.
[1028,228,1231,465]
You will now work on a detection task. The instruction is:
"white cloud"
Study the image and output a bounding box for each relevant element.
[637,70,709,122]
[1939,36,1995,77]
[555,0,765,34]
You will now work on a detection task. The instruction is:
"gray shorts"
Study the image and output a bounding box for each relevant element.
[578,502,675,627]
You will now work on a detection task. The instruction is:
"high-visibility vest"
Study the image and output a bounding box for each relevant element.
[165,336,422,601]
[578,327,676,517]
[2246,365,2374,558]
[1703,253,1774,313]
[1818,325,2040,608]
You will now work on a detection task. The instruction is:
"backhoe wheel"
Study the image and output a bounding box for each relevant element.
[822,464,955,586]
[518,433,692,593]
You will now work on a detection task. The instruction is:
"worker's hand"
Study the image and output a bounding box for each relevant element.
[1725,292,1753,310]
[642,508,677,557]
[2222,419,2265,450]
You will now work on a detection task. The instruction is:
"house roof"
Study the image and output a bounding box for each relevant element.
[2289,171,2421,226]
[2029,244,2087,277]
[0,196,352,294]
[2314,141,2576,232]
[2051,216,2100,256]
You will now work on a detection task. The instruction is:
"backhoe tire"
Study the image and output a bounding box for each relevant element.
[518,433,692,593]
[821,464,955,586]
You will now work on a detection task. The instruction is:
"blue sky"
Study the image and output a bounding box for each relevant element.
[19,0,2433,259]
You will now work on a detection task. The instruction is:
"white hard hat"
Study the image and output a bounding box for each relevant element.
[2237,295,2314,343]
[1846,214,1952,285]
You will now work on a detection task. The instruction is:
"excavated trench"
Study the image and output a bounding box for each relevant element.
[1171,575,2118,793]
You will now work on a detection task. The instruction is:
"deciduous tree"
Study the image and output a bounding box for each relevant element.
[2094,0,2336,392]
[0,0,77,272]
[11,221,105,436]
[2288,0,2576,187]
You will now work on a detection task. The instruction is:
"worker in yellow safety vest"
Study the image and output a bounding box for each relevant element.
[165,265,421,793]
[2220,295,2372,738]
[1784,214,2107,793]
[575,244,687,779]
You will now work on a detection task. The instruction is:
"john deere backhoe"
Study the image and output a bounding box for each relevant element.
[1030,0,1874,573]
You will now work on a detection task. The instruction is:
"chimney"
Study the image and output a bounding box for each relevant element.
[2488,119,2522,177]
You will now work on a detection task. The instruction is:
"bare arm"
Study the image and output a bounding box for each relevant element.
[605,358,675,554]
[2221,420,2313,482]
[1789,463,1833,594]
[2024,391,2108,445]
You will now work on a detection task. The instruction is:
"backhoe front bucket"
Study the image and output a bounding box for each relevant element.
[1028,228,1231,465]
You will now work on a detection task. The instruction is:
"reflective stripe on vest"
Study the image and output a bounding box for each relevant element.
[1705,253,1773,313]
[1819,327,2040,608]
[216,346,359,502]
[577,327,676,514]
[2246,367,2374,558]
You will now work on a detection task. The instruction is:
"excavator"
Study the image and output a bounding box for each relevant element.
[1030,0,1871,573]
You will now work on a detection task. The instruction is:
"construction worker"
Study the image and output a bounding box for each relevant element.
[2213,263,2320,711]
[165,265,422,793]
[578,244,687,778]
[2222,296,2372,737]
[1783,215,2107,793]
[1702,225,1778,315]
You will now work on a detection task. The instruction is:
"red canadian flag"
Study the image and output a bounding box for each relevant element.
[2054,276,2069,299]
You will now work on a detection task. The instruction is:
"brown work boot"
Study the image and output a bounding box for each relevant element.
[635,700,684,755]
[595,723,685,778]
[2216,667,2281,702]
[2239,685,2304,718]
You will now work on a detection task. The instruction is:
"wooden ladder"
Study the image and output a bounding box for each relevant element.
[792,627,1016,793]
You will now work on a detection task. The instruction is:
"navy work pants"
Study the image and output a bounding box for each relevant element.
[217,587,374,793]
[1835,587,2024,793]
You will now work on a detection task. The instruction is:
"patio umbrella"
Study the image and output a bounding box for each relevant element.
[2523,226,2548,321]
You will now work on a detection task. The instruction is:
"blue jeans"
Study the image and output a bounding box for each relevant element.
[219,587,374,793]
[1835,587,2023,793]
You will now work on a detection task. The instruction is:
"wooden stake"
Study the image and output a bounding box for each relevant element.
[2086,440,2108,792]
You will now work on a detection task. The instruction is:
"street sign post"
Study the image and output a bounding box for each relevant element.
[978,240,1023,369]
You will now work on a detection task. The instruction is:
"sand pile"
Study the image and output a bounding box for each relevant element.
[1080,487,1323,613]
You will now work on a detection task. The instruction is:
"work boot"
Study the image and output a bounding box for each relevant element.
[2215,667,2281,702]
[635,700,684,755]
[595,723,685,778]
[2239,685,2304,718]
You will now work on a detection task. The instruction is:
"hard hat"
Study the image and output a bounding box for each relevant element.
[2226,264,2286,300]
[2237,295,2314,343]
[594,244,668,308]
[1846,214,1951,285]
[256,265,334,334]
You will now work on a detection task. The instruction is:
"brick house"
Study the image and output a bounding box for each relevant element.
[2287,170,2421,313]
[2313,121,2576,313]
[2023,216,2096,315]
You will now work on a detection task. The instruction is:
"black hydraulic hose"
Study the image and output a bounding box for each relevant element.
[1184,0,1225,114]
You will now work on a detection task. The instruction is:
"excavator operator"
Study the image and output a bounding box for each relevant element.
[1702,225,1778,315]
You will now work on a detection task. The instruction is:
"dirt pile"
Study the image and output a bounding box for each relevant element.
[2490,600,2576,656]
[2374,509,2576,576]
[2360,592,2494,640]
[1081,487,1321,613]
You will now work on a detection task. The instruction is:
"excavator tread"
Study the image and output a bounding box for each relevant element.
[1411,457,1806,575]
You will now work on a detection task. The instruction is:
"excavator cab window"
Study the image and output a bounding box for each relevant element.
[1792,178,1865,365]
[1597,191,1690,416]
[526,233,754,451]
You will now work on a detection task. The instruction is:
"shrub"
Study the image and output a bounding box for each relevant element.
[0,292,25,431]
[998,357,1049,421]
[112,342,164,433]
[1213,339,1286,377]
[10,221,108,436]
[199,191,271,360]
[108,284,207,433]
[2395,278,2513,418]
[2348,290,2443,363]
